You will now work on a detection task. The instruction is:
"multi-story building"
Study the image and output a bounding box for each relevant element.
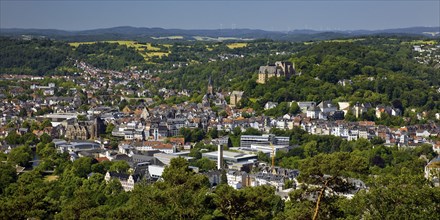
[240,134,290,148]
[65,117,105,140]
[230,91,244,107]
[105,172,139,191]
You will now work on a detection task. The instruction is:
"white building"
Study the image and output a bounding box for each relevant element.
[104,172,138,191]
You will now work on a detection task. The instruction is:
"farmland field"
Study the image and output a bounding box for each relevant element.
[69,40,170,60]
[227,42,248,49]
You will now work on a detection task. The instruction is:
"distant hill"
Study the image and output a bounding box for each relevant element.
[1,26,439,42]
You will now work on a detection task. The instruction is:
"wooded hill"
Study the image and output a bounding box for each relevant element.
[1,36,439,120]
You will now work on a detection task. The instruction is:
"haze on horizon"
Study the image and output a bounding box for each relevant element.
[0,0,439,32]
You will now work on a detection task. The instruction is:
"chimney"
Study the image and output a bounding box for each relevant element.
[218,144,223,170]
[153,128,159,141]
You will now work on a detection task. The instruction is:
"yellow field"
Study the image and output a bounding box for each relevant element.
[194,36,252,41]
[151,36,184,40]
[145,52,169,57]
[304,38,365,45]
[324,38,365,43]
[68,40,170,60]
[227,43,248,49]
[402,40,438,45]
[68,42,95,47]
[44,175,59,182]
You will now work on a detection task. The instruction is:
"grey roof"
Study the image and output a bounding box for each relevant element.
[231,91,244,96]
[259,66,278,74]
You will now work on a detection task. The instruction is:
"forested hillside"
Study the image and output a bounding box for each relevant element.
[1,36,439,120]
[159,37,440,119]
[0,37,71,75]
[74,42,145,70]
[0,38,149,74]
[1,35,440,219]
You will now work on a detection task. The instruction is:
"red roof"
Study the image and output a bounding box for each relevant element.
[96,157,110,162]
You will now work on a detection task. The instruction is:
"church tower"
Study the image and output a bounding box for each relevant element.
[207,76,213,95]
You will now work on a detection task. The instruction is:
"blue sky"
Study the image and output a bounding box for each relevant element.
[0,0,439,31]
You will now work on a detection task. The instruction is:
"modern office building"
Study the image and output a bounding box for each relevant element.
[240,134,290,148]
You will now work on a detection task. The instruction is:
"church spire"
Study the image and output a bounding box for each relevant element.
[207,75,213,95]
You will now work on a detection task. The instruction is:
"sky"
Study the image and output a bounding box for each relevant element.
[0,0,439,31]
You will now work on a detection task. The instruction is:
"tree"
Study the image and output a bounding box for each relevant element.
[22,133,39,146]
[296,152,369,220]
[370,136,384,145]
[188,148,202,159]
[289,102,300,114]
[347,175,440,219]
[232,126,242,136]
[40,133,52,144]
[219,110,228,117]
[303,141,318,158]
[344,111,357,122]
[91,160,112,174]
[109,161,130,173]
[71,157,93,178]
[7,145,32,167]
[116,156,211,219]
[5,132,21,145]
[208,127,219,139]
[105,123,115,134]
[18,108,28,117]
[242,127,262,135]
[77,115,87,121]
[162,157,193,185]
[40,119,52,129]
[213,184,283,220]
[0,163,17,194]
[220,169,227,185]
[258,151,270,163]
[118,99,128,111]
[195,157,216,171]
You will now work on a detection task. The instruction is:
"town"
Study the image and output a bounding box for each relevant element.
[2,54,440,194]
[1,27,440,218]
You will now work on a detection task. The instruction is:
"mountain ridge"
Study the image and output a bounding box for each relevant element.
[1,26,438,41]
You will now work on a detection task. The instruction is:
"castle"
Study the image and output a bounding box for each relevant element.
[256,61,295,84]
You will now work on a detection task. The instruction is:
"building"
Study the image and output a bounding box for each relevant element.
[153,153,193,166]
[230,91,244,107]
[256,61,295,84]
[240,134,290,148]
[298,102,316,113]
[207,76,214,95]
[38,113,79,127]
[54,140,101,153]
[202,150,257,164]
[65,117,105,140]
[105,172,140,191]
[148,165,165,180]
[231,144,290,158]
[132,141,176,154]
[425,156,440,187]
